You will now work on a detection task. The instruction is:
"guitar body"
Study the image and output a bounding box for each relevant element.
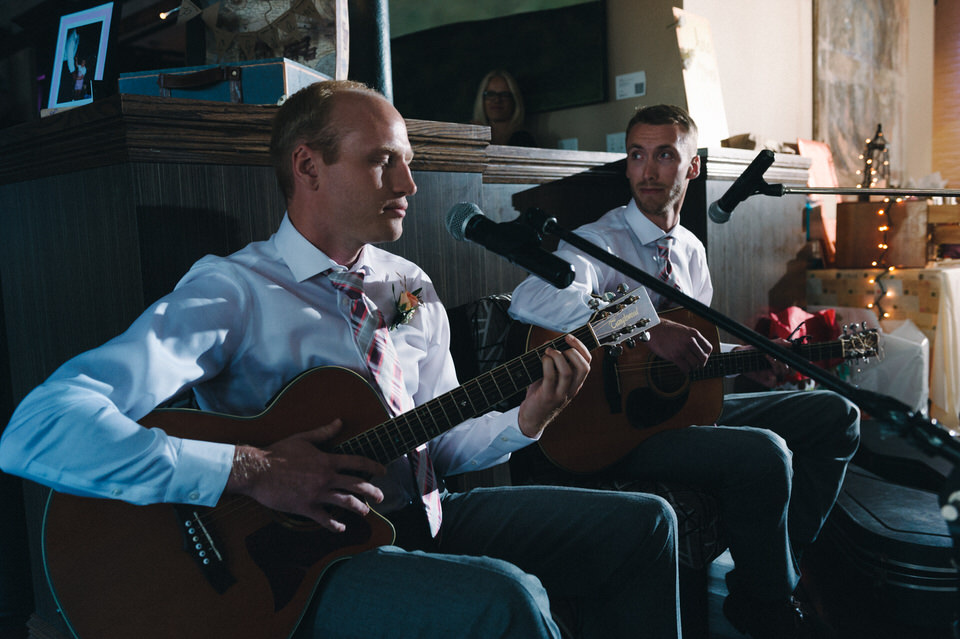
[529,308,723,474]
[42,367,396,639]
[38,292,658,639]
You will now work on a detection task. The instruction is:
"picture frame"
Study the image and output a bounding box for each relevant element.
[48,2,115,110]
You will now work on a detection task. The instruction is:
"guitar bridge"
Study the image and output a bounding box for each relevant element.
[174,505,237,594]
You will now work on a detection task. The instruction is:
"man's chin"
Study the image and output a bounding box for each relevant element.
[633,195,669,217]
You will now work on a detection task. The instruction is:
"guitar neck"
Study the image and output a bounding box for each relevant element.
[694,339,845,381]
[333,325,600,465]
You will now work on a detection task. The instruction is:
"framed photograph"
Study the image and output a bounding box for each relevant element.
[48,2,115,110]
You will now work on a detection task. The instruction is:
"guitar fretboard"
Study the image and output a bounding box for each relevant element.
[692,340,845,381]
[334,325,600,465]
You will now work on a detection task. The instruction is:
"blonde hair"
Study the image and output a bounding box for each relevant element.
[270,80,381,201]
[471,70,526,130]
[626,104,699,153]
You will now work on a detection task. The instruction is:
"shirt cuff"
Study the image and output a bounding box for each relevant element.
[164,438,235,506]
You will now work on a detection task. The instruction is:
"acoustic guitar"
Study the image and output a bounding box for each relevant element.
[527,307,879,474]
[40,290,656,639]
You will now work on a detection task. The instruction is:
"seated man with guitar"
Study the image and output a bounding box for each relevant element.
[0,82,682,639]
[509,104,861,639]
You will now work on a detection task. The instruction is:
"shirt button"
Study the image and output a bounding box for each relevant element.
[500,436,509,442]
[189,491,200,501]
[111,488,123,496]
[470,460,479,466]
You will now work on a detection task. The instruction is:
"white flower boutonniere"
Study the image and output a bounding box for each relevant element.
[390,276,423,330]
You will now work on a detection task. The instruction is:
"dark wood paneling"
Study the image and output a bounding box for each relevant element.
[0,94,494,186]
[0,166,143,400]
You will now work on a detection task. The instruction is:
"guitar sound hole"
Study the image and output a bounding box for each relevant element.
[625,387,688,429]
[648,359,689,396]
[624,358,690,430]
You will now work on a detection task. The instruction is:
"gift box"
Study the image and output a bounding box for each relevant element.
[118,57,330,105]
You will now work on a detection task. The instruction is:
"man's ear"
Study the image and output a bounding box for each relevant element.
[291,144,321,190]
[687,154,701,180]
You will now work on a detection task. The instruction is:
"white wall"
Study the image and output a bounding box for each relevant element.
[527,0,815,151]
[684,0,813,144]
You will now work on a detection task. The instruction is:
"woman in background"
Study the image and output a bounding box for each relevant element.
[471,70,537,147]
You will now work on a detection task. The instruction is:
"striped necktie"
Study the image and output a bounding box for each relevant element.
[654,236,682,310]
[327,269,442,536]
[327,269,409,415]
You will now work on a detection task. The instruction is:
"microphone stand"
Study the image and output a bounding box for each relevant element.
[739,182,960,201]
[524,203,960,634]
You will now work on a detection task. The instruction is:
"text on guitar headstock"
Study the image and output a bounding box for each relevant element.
[587,286,660,355]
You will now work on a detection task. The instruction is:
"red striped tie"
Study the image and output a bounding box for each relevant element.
[327,270,409,416]
[327,269,442,536]
[655,237,682,310]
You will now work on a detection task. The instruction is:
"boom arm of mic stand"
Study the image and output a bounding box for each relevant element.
[534,215,960,464]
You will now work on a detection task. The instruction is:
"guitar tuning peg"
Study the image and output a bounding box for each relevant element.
[616,283,629,295]
[624,338,636,348]
[607,344,624,358]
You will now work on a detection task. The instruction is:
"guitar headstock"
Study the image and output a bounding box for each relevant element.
[589,287,660,350]
[840,323,881,361]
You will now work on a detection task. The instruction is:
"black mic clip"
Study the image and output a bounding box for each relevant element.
[518,207,558,237]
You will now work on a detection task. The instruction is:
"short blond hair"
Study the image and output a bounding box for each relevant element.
[626,104,699,153]
[269,80,382,200]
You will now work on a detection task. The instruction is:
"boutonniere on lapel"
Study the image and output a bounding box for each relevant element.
[390,276,423,330]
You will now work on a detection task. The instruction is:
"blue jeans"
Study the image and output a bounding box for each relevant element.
[608,389,860,601]
[296,484,680,638]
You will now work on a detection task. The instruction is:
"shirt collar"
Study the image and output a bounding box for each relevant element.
[274,214,379,282]
[623,199,676,246]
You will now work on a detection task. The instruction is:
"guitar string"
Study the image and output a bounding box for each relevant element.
[192,333,873,528]
[183,334,584,530]
[175,312,631,531]
[602,336,876,385]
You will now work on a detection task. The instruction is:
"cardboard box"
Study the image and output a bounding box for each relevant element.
[807,268,940,341]
[834,200,928,268]
[118,57,330,105]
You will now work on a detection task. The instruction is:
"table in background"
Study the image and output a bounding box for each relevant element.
[808,265,960,427]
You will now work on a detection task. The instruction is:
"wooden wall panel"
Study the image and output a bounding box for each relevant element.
[0,166,143,400]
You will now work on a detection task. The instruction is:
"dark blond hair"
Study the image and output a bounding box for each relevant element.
[626,104,699,151]
[270,80,382,200]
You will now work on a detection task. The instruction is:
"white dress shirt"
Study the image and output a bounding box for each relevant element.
[0,215,532,513]
[509,199,713,332]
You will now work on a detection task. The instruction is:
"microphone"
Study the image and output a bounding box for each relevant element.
[708,149,776,223]
[445,202,575,289]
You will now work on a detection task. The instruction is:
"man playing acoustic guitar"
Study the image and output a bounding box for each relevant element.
[509,104,861,639]
[0,83,682,638]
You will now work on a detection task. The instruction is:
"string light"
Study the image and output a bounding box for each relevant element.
[869,265,897,320]
[856,123,897,320]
